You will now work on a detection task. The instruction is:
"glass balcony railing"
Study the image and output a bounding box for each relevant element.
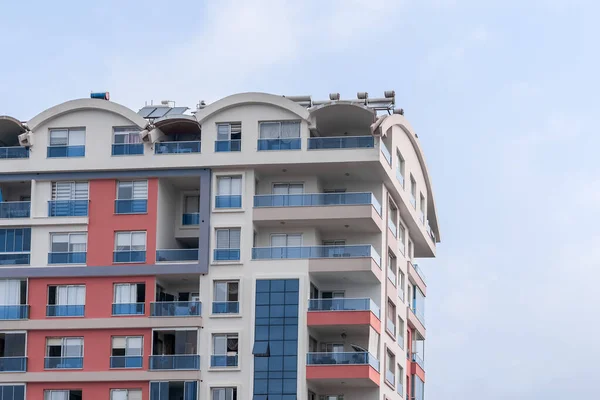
[149,354,200,370]
[307,136,375,150]
[0,357,27,372]
[386,319,396,335]
[215,140,241,152]
[46,305,85,317]
[306,352,379,371]
[212,301,240,314]
[0,146,28,159]
[155,141,201,154]
[251,245,381,267]
[388,219,397,236]
[210,355,238,367]
[114,199,147,214]
[182,213,200,225]
[386,371,395,387]
[112,143,144,155]
[47,145,85,158]
[388,269,396,285]
[0,253,30,266]
[48,200,89,217]
[112,303,145,315]
[412,353,425,370]
[398,383,404,397]
[398,287,405,303]
[150,301,201,317]
[215,195,242,208]
[411,304,426,326]
[410,194,416,209]
[307,298,380,319]
[0,202,30,218]
[110,355,143,369]
[257,138,301,151]
[380,141,392,165]
[156,249,198,263]
[412,263,427,284]
[0,305,29,320]
[396,169,405,188]
[398,334,404,350]
[48,252,87,265]
[44,356,83,369]
[213,248,240,261]
[253,192,382,215]
[113,250,146,263]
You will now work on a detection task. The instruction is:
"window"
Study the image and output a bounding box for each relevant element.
[44,390,83,400]
[48,285,86,307]
[397,364,404,396]
[387,300,396,335]
[217,123,241,141]
[272,183,304,195]
[396,151,405,187]
[413,375,425,400]
[111,389,142,400]
[46,337,83,358]
[52,182,89,200]
[410,175,417,208]
[113,283,145,304]
[216,176,242,208]
[408,240,413,261]
[113,127,142,145]
[399,224,406,255]
[216,228,240,250]
[117,181,148,200]
[112,336,143,357]
[398,317,405,349]
[419,193,426,224]
[212,333,239,366]
[115,232,146,251]
[150,381,197,400]
[213,281,239,314]
[211,387,237,400]
[320,343,344,352]
[388,201,398,236]
[398,270,405,302]
[0,228,31,253]
[319,396,344,400]
[49,128,85,147]
[50,233,87,253]
[388,252,397,285]
[0,332,26,358]
[0,385,25,400]
[184,195,200,214]
[270,233,302,247]
[259,121,300,139]
[386,349,396,385]
[0,279,27,309]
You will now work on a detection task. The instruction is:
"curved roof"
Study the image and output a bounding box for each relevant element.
[0,115,26,146]
[195,92,311,125]
[383,114,441,242]
[28,98,148,131]
[153,114,201,136]
[309,102,375,134]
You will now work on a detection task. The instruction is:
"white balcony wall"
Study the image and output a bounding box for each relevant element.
[157,179,179,249]
[30,224,88,266]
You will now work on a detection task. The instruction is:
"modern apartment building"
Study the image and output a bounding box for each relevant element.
[0,91,440,400]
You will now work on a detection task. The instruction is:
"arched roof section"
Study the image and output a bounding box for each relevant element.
[383,114,441,242]
[195,92,312,125]
[309,103,375,135]
[28,98,148,131]
[153,115,201,136]
[0,115,26,146]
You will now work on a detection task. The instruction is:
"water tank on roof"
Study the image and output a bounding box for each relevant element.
[91,92,110,100]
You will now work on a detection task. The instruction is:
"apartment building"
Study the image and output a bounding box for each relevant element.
[0,91,439,400]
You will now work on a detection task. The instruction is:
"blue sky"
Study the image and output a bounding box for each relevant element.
[1,0,598,398]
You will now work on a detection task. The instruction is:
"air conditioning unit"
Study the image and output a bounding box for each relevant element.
[18,132,32,147]
[139,130,151,143]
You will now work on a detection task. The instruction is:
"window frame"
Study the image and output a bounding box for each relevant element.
[50,232,87,253]
[213,280,239,302]
[216,122,242,141]
[116,180,148,200]
[51,181,89,200]
[112,127,142,145]
[111,336,143,357]
[216,176,242,196]
[212,333,239,355]
[215,228,241,249]
[45,337,84,357]
[48,127,86,147]
[258,120,301,139]
[48,285,86,306]
[211,387,237,400]
[114,231,147,252]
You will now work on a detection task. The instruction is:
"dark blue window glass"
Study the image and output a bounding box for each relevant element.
[271,280,285,292]
[269,326,284,340]
[256,280,270,293]
[268,379,283,394]
[283,356,297,370]
[270,317,284,325]
[254,379,268,394]
[285,279,299,291]
[270,341,284,356]
[270,305,284,317]
[255,326,269,341]
[284,341,297,355]
[256,305,270,318]
[285,292,299,305]
[285,325,298,340]
[256,292,270,305]
[255,357,268,371]
[252,341,269,356]
[285,305,298,317]
[256,317,270,326]
[270,292,285,304]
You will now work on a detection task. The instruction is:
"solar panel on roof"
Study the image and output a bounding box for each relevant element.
[164,107,189,116]
[148,107,171,118]
[138,107,157,118]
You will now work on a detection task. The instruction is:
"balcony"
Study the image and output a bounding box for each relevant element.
[47,145,85,158]
[254,192,381,215]
[0,202,30,219]
[0,305,29,320]
[48,252,87,265]
[213,248,240,262]
[150,301,201,317]
[44,356,83,369]
[407,306,426,337]
[215,195,242,208]
[0,253,30,266]
[149,354,200,370]
[212,301,239,314]
[156,249,198,263]
[46,305,85,317]
[412,353,425,371]
[380,141,392,165]
[215,140,241,152]
[307,352,379,369]
[112,303,145,316]
[112,143,144,155]
[114,199,147,214]
[257,138,301,151]
[0,146,28,159]
[307,298,381,330]
[307,136,375,150]
[0,357,27,372]
[155,141,201,154]
[408,261,427,296]
[308,298,380,318]
[252,245,381,265]
[113,250,146,263]
[48,200,89,217]
[306,351,380,387]
[182,213,199,225]
[413,263,427,284]
[110,355,143,369]
[210,355,238,368]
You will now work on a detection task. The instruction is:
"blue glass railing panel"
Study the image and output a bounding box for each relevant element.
[253,192,381,215]
[48,252,86,264]
[386,318,396,335]
[113,251,146,263]
[0,305,29,320]
[182,213,200,225]
[306,352,379,371]
[149,354,200,370]
[150,301,201,317]
[215,195,242,208]
[380,142,392,165]
[114,199,147,214]
[412,263,427,284]
[0,357,27,372]
[212,301,239,314]
[412,353,425,370]
[396,169,405,188]
[307,136,375,150]
[0,146,29,159]
[210,355,238,367]
[112,303,145,315]
[215,140,241,152]
[411,304,426,326]
[386,370,395,387]
[110,355,143,368]
[44,357,83,369]
[307,298,380,319]
[257,138,301,151]
[398,383,404,397]
[47,145,85,158]
[156,249,198,262]
[155,141,201,154]
[112,143,144,155]
[251,245,381,266]
[0,202,30,218]
[0,253,30,266]
[48,200,88,217]
[46,305,85,317]
[213,249,240,261]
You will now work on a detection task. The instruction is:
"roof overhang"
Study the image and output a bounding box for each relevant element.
[0,115,26,146]
[309,102,376,136]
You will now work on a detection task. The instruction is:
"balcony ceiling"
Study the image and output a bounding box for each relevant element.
[0,116,25,146]
[311,103,375,136]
